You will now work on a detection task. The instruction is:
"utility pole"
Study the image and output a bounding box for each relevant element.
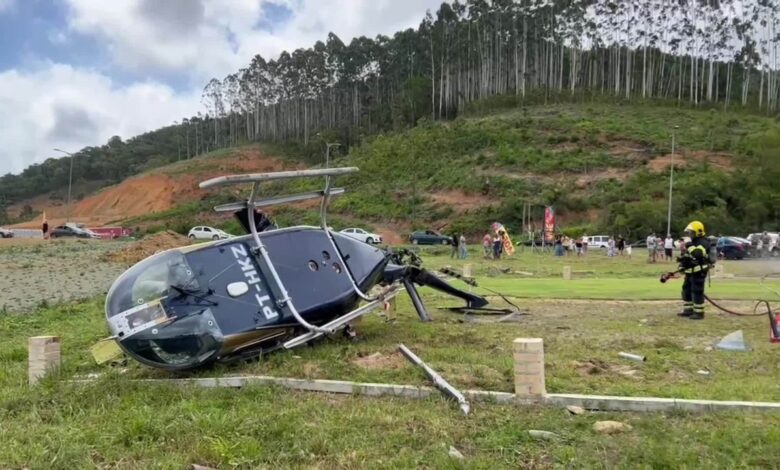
[666,126,679,237]
[53,148,76,223]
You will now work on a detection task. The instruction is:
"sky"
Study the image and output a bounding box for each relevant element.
[0,0,443,176]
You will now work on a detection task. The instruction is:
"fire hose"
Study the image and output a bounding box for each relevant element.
[660,269,780,342]
[659,269,777,317]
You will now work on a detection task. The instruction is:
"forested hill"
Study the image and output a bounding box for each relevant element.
[2,0,779,223]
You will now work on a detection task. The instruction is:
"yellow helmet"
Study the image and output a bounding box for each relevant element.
[684,220,705,237]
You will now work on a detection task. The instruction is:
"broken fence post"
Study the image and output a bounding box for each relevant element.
[463,264,472,278]
[28,336,61,385]
[562,266,572,280]
[513,338,545,399]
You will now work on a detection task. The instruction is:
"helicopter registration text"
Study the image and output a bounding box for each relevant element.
[231,243,280,320]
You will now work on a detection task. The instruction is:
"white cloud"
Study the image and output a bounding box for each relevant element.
[63,0,442,81]
[1,0,442,175]
[0,64,199,174]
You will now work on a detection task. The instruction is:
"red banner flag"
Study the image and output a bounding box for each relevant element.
[544,206,555,243]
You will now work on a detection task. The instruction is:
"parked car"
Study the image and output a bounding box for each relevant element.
[0,227,13,238]
[50,225,100,239]
[584,235,610,249]
[339,227,383,244]
[716,236,752,260]
[409,230,452,245]
[188,226,230,241]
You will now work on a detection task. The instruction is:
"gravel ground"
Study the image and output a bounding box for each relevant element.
[0,239,132,313]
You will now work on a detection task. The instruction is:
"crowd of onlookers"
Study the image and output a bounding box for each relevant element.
[455,231,695,263]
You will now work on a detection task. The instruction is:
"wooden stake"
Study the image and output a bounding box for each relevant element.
[28,336,60,385]
[513,338,545,398]
[562,266,572,280]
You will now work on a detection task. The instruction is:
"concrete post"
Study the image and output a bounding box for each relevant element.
[29,336,60,385]
[562,266,572,280]
[463,264,472,278]
[513,338,545,398]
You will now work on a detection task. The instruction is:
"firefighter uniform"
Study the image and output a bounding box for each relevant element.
[677,221,713,320]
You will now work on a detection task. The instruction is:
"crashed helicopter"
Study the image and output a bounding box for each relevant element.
[104,167,497,371]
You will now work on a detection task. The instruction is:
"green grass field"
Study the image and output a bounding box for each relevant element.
[2,248,780,468]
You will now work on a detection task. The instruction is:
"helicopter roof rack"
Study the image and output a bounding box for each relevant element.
[197,166,378,337]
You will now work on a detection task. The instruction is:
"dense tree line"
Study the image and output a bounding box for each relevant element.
[2,0,779,211]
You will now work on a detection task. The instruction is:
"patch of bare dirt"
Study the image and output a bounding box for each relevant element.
[572,360,642,379]
[574,168,630,188]
[11,148,295,229]
[102,230,190,264]
[351,352,405,370]
[429,190,498,213]
[371,223,408,245]
[647,150,734,172]
[605,139,654,160]
[477,168,558,184]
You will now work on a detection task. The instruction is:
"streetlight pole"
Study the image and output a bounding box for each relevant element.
[53,148,75,223]
[324,142,340,168]
[665,126,679,237]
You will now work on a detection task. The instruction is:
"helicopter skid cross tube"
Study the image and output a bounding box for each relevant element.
[283,286,401,349]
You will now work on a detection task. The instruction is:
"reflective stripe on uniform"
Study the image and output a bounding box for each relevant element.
[683,264,708,274]
[687,245,707,257]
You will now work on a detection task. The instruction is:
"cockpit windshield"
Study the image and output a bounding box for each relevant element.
[106,250,200,317]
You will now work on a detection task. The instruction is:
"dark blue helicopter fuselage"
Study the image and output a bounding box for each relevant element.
[105,227,388,369]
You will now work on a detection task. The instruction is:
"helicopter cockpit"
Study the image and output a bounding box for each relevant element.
[105,250,224,369]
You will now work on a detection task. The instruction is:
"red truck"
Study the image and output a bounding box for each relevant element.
[87,226,133,240]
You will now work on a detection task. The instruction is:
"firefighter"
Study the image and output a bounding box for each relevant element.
[676,221,714,320]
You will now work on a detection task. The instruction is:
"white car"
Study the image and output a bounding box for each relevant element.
[584,235,610,249]
[339,227,383,244]
[0,227,13,238]
[188,226,230,241]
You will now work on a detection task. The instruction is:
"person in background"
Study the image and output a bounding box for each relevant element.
[677,237,687,257]
[575,237,583,257]
[664,234,674,261]
[492,231,502,260]
[459,234,468,259]
[762,231,771,258]
[646,233,657,263]
[625,242,633,258]
[607,236,616,257]
[554,235,564,256]
[450,232,459,259]
[42,219,49,240]
[582,235,589,257]
[617,236,625,256]
[482,233,492,259]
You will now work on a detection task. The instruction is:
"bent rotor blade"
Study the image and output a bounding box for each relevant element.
[398,343,470,415]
